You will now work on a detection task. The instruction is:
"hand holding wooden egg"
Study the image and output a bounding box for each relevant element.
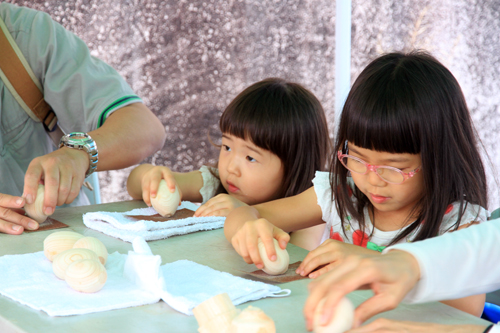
[24,184,50,223]
[313,297,354,333]
[257,238,289,275]
[150,179,180,217]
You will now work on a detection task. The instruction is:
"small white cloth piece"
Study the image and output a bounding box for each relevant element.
[0,237,290,317]
[83,201,225,242]
[159,260,291,315]
[0,251,160,316]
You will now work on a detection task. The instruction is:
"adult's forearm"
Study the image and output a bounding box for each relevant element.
[388,219,500,303]
[89,103,166,171]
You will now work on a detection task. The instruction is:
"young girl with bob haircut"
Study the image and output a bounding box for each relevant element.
[224,51,489,316]
[127,77,330,219]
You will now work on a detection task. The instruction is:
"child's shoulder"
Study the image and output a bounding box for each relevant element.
[439,201,490,234]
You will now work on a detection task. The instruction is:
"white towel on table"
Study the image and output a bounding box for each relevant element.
[83,201,225,242]
[159,260,290,315]
[0,237,290,317]
[0,250,160,316]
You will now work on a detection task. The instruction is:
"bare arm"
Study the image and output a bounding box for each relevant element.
[127,164,204,205]
[224,187,324,240]
[22,103,166,218]
[224,187,324,268]
[440,292,485,317]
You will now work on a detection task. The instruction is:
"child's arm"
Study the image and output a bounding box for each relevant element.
[224,187,324,268]
[126,164,204,206]
[440,294,485,317]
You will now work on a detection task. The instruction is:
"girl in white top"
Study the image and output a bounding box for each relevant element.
[127,78,330,217]
[224,51,490,316]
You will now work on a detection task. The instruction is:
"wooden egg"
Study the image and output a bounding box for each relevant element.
[43,231,84,261]
[229,306,276,333]
[73,236,108,265]
[65,259,107,293]
[24,184,49,223]
[313,297,354,333]
[52,248,99,280]
[150,179,180,217]
[257,238,289,275]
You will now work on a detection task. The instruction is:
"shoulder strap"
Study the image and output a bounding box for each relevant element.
[0,16,63,145]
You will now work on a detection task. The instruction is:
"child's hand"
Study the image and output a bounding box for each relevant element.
[230,218,290,270]
[194,194,247,217]
[141,166,181,207]
[296,240,378,278]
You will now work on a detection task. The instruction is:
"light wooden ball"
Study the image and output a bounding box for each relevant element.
[257,238,289,275]
[73,236,108,265]
[229,306,276,333]
[313,297,354,333]
[150,179,180,217]
[52,248,99,280]
[43,231,84,261]
[65,259,107,293]
[24,184,49,223]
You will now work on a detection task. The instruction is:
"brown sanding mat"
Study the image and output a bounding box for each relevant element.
[245,261,308,283]
[125,208,195,222]
[24,217,69,233]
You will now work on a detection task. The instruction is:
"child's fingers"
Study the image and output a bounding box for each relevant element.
[141,178,152,206]
[297,245,332,275]
[308,262,339,279]
[231,236,253,265]
[161,170,177,192]
[196,202,230,217]
[273,228,290,249]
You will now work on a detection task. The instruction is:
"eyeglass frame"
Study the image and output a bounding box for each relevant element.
[337,150,421,185]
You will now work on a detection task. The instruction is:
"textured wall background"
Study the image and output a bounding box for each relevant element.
[7,0,500,208]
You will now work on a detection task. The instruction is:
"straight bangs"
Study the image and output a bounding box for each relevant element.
[220,78,330,198]
[219,88,287,153]
[342,72,421,155]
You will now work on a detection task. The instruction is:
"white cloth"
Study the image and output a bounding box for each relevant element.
[0,3,141,203]
[312,171,490,247]
[199,165,221,203]
[159,260,290,315]
[0,251,160,316]
[0,237,289,317]
[383,218,500,305]
[83,201,225,242]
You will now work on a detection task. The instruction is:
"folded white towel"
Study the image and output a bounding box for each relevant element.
[83,202,225,242]
[0,237,290,317]
[0,251,160,316]
[159,260,291,315]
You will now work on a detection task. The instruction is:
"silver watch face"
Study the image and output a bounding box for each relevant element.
[59,132,98,177]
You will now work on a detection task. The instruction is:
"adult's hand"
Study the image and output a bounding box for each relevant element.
[304,251,421,331]
[22,147,89,216]
[347,318,486,333]
[0,193,39,234]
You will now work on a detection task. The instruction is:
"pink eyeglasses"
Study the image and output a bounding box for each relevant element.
[337,150,421,184]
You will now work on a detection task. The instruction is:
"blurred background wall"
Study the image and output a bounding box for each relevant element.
[7,0,500,209]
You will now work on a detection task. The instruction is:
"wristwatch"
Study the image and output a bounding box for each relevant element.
[59,132,98,177]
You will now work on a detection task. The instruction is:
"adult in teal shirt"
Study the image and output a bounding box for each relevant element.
[0,2,166,234]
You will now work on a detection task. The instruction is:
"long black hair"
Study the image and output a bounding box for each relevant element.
[219,78,331,199]
[331,51,487,245]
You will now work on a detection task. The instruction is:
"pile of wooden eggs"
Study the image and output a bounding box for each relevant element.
[44,231,108,293]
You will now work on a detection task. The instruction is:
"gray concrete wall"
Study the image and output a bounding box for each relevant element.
[8,0,499,209]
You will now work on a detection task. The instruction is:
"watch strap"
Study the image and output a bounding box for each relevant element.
[59,132,98,177]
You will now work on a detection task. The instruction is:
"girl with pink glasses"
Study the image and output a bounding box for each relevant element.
[224,51,489,316]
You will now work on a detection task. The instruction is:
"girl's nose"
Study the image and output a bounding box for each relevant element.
[366,169,386,186]
[227,156,240,176]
